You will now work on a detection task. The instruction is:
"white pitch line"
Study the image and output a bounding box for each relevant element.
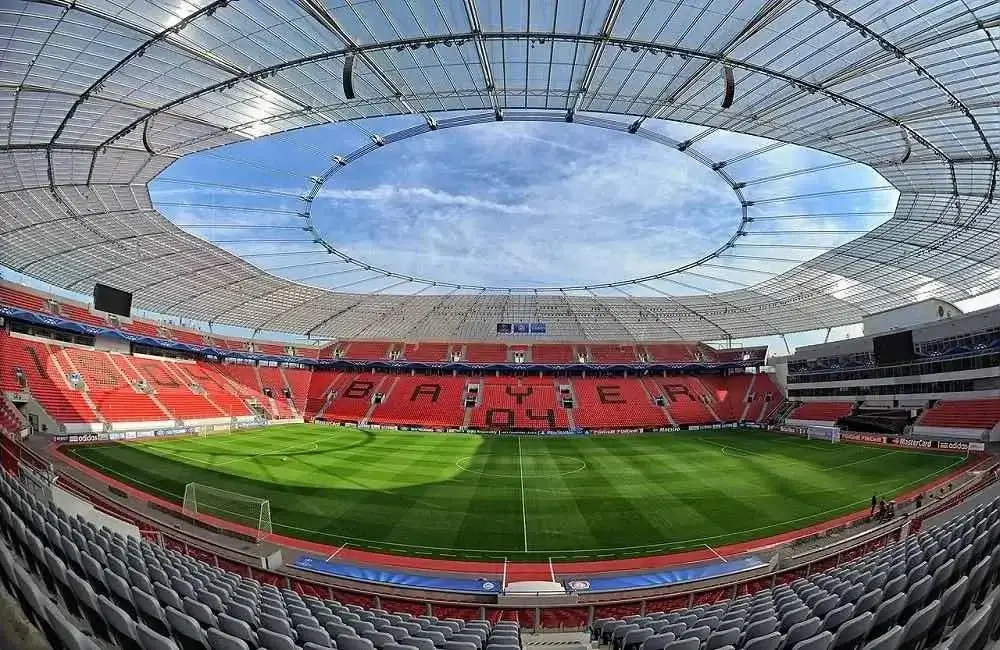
[704,543,728,563]
[518,437,528,552]
[325,542,348,562]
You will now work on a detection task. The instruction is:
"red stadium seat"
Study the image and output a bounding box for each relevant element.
[572,379,669,429]
[469,377,569,430]
[463,344,509,363]
[402,342,451,362]
[368,376,467,428]
[917,399,1000,430]
[788,402,854,422]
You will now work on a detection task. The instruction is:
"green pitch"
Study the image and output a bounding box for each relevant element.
[65,424,962,561]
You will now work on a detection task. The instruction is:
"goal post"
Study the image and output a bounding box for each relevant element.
[182,482,272,541]
[806,425,841,443]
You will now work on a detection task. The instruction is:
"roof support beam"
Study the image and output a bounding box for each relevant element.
[805,0,995,161]
[93,31,954,169]
[570,0,625,113]
[463,0,501,114]
[294,0,425,122]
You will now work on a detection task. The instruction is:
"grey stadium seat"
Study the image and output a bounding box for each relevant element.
[219,613,258,647]
[898,600,939,650]
[99,595,143,650]
[206,628,250,650]
[662,639,700,650]
[830,612,874,650]
[783,617,822,649]
[704,627,738,650]
[860,626,902,650]
[297,624,334,647]
[792,632,833,650]
[259,628,299,650]
[640,632,675,650]
[137,623,183,650]
[165,606,210,650]
[742,632,782,650]
[340,635,377,650]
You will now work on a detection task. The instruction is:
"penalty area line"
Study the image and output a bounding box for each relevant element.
[704,543,727,563]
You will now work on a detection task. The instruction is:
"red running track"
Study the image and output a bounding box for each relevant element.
[50,442,983,582]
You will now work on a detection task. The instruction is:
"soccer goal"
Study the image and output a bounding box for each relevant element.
[806,425,841,443]
[182,483,272,541]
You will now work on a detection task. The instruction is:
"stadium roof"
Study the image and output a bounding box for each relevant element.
[2,0,1000,342]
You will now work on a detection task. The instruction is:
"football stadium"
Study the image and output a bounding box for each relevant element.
[3,2,1000,650]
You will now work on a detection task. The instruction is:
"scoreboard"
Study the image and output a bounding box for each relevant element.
[496,322,546,334]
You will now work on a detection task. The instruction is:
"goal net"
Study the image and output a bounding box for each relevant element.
[182,483,272,541]
[806,425,841,443]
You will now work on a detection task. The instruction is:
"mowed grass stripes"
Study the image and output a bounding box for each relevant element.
[66,425,962,561]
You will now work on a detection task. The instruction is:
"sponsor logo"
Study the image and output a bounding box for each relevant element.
[897,438,933,448]
[843,433,887,444]
[482,582,496,591]
[568,580,591,591]
[68,434,99,443]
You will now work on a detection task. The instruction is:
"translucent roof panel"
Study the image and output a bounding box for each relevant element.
[2,0,1000,341]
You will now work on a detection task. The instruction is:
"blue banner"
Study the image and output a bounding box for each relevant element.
[292,556,503,594]
[564,556,766,593]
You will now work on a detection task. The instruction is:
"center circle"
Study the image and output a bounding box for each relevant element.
[455,454,587,479]
[304,117,746,291]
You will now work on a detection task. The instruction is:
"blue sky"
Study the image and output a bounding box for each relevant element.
[149,115,898,297]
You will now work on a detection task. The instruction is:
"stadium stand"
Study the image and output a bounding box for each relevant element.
[530,344,576,364]
[587,344,639,363]
[644,343,699,362]
[0,285,48,313]
[2,459,998,647]
[789,402,856,424]
[130,358,227,422]
[463,344,509,363]
[338,341,390,360]
[0,467,525,650]
[917,399,1000,432]
[469,377,570,430]
[184,364,254,418]
[0,333,97,423]
[643,377,719,425]
[320,373,389,422]
[402,342,451,362]
[572,379,670,429]
[368,376,467,428]
[0,396,24,436]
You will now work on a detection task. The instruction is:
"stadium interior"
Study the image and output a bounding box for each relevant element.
[5,1,1000,650]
